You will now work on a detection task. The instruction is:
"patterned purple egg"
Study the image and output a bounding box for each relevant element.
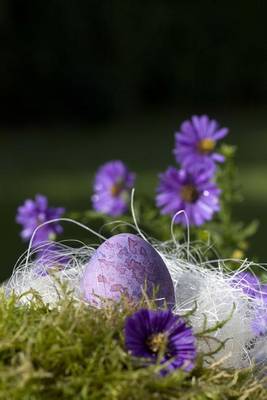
[81,233,175,308]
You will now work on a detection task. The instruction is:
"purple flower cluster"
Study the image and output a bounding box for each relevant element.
[125,308,196,375]
[157,115,228,226]
[16,194,65,246]
[92,160,135,216]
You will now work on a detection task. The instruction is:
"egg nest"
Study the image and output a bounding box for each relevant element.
[0,290,266,400]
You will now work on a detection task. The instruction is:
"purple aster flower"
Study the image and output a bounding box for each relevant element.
[156,167,220,226]
[16,194,65,245]
[92,160,135,217]
[174,115,229,172]
[230,271,261,298]
[125,308,196,375]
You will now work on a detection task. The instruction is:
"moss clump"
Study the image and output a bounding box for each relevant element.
[0,291,266,400]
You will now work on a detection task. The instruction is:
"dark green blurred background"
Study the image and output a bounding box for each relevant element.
[1,1,267,280]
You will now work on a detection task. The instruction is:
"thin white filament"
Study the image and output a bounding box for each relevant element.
[170,210,190,259]
[130,188,148,242]
[25,217,107,269]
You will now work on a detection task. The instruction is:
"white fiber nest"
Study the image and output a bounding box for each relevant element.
[5,241,93,304]
[156,241,267,369]
[5,233,267,370]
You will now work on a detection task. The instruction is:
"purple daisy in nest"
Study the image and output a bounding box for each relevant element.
[260,284,267,303]
[125,309,196,375]
[34,243,71,276]
[230,272,267,338]
[16,194,65,245]
[174,115,229,172]
[230,271,261,299]
[156,167,220,226]
[252,310,267,337]
[92,160,135,217]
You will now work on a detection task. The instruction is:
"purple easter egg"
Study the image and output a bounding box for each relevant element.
[81,233,175,308]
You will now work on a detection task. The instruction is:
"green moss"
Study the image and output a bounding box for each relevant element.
[0,291,266,400]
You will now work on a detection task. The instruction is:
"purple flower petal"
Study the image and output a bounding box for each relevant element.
[212,153,225,163]
[252,309,267,337]
[92,160,136,217]
[125,309,196,375]
[230,271,261,298]
[34,242,71,276]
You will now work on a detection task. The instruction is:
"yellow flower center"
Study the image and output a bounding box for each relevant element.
[181,185,199,203]
[110,181,124,197]
[197,138,215,154]
[147,332,167,353]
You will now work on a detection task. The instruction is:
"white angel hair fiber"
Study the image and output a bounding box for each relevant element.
[5,241,94,304]
[5,233,267,370]
[156,241,267,369]
[5,218,107,304]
